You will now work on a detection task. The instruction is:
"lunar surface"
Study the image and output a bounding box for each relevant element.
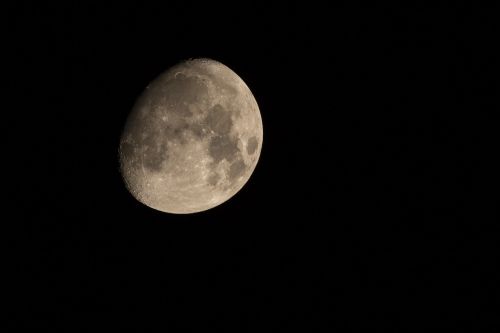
[119,58,263,214]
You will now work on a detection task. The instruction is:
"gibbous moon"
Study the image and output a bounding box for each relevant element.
[119,58,263,214]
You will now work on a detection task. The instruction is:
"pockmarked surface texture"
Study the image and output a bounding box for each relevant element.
[119,59,263,214]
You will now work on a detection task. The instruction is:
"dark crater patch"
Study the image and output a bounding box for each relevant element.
[140,127,169,172]
[204,104,233,135]
[205,103,241,164]
[154,73,208,117]
[228,159,247,181]
[162,118,191,144]
[207,172,220,186]
[190,103,235,140]
[209,135,239,163]
[190,122,205,138]
[246,136,258,155]
[142,144,167,171]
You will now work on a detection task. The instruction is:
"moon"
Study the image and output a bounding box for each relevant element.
[119,58,263,214]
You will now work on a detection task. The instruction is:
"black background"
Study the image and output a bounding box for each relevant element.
[6,1,498,330]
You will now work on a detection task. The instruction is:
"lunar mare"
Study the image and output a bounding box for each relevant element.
[119,58,263,214]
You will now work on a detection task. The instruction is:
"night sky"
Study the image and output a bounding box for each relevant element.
[7,2,497,330]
